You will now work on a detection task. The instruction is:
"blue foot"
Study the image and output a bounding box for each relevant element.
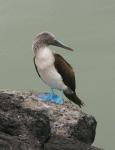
[37,93,64,104]
[50,94,64,104]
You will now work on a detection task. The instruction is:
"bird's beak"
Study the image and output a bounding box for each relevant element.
[51,40,73,51]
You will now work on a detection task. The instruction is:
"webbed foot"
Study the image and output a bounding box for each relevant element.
[37,93,64,104]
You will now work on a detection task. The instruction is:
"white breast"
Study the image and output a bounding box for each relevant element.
[35,47,67,90]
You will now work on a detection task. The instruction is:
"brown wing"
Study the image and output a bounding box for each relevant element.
[54,53,76,91]
[33,56,40,77]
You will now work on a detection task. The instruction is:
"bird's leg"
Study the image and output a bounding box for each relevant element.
[37,88,55,101]
[47,88,55,99]
[60,90,64,99]
[50,88,55,96]
[50,90,64,104]
[37,89,64,104]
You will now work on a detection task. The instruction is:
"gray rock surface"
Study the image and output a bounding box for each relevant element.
[45,136,102,150]
[0,90,103,150]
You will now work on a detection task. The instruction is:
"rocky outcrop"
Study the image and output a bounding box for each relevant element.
[0,90,103,150]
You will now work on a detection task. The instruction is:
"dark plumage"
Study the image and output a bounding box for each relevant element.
[54,54,84,107]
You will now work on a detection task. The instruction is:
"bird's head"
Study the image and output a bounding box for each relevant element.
[32,32,73,53]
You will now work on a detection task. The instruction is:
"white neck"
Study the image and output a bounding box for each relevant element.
[36,46,53,57]
[35,46,55,69]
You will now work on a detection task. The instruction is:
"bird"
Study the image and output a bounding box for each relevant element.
[32,32,84,107]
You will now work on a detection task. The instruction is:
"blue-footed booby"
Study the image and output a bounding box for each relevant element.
[32,32,84,107]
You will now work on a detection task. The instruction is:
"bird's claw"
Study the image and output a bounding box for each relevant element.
[37,93,64,104]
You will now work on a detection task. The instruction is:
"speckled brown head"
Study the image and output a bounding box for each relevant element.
[32,32,73,54]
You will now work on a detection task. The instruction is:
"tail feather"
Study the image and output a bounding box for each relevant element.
[64,90,84,107]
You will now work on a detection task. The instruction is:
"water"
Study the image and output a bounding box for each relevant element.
[0,0,115,149]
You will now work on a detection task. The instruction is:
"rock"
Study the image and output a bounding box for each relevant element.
[44,135,103,150]
[0,90,103,150]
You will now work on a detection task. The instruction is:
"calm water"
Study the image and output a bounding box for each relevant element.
[0,0,115,149]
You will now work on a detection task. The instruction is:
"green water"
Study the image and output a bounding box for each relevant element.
[0,0,115,149]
